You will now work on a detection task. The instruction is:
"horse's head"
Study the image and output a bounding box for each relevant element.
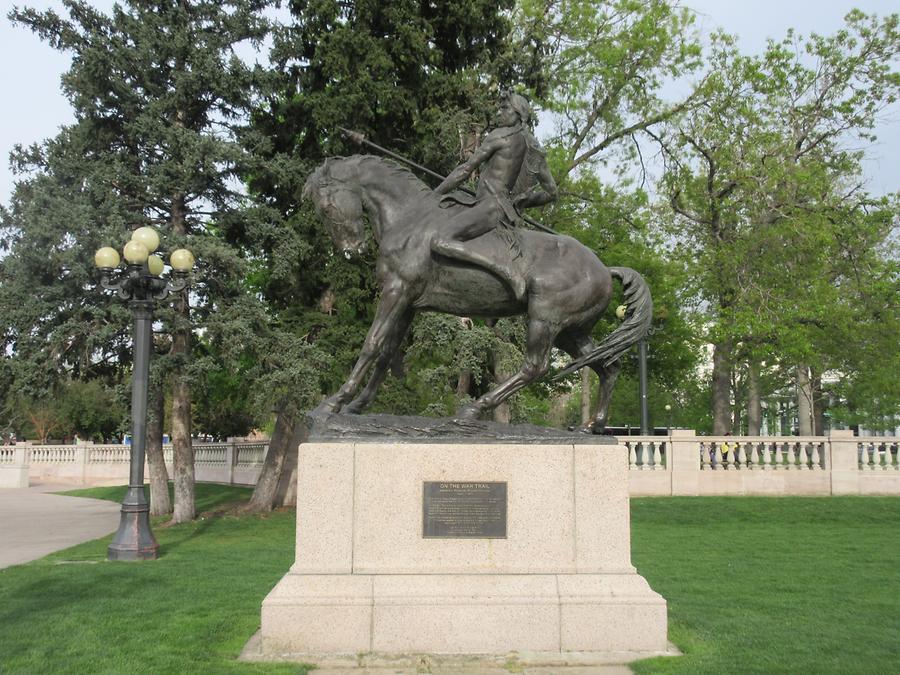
[302,158,367,257]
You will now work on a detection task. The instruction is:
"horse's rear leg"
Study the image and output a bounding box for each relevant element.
[457,318,555,419]
[556,331,622,434]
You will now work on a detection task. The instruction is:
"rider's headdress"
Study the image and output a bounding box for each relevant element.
[502,89,532,126]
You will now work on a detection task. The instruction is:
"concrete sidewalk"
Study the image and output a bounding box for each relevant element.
[0,483,121,569]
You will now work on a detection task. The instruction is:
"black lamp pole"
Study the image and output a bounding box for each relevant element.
[96,232,192,561]
[638,339,650,435]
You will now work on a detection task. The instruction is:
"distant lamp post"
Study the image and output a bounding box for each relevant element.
[665,404,673,435]
[95,226,194,561]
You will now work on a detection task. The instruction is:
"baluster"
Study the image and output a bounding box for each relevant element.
[803,441,813,470]
[867,443,876,470]
[645,441,656,470]
[817,441,826,470]
[699,442,707,470]
[759,442,771,470]
[879,442,890,471]
[890,443,899,471]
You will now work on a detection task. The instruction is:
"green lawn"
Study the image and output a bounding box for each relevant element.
[631,497,900,674]
[1,490,897,673]
[0,485,307,674]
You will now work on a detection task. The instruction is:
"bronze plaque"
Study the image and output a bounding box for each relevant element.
[422,481,507,538]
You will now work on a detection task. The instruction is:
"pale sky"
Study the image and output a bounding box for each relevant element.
[1,0,897,204]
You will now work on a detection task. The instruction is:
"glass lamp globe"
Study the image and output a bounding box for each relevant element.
[123,240,149,264]
[147,254,164,276]
[94,246,121,269]
[131,226,160,253]
[170,249,195,272]
[615,304,628,320]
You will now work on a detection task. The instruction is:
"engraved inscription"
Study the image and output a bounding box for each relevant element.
[422,481,507,538]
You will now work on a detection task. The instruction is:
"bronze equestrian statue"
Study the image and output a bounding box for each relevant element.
[303,94,652,433]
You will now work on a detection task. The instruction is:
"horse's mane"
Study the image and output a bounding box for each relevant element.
[305,154,434,198]
[359,155,433,195]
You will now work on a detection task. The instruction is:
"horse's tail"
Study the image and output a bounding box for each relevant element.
[553,267,653,379]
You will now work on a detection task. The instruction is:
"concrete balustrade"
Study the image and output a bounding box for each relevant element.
[3,438,267,487]
[3,432,898,494]
[627,430,899,496]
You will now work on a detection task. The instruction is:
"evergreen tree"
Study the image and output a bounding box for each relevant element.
[8,0,273,521]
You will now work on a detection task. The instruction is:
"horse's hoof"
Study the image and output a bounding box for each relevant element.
[455,404,481,420]
[312,400,340,416]
[343,401,365,415]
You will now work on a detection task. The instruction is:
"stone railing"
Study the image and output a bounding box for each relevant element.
[4,430,898,495]
[628,429,899,496]
[12,439,270,487]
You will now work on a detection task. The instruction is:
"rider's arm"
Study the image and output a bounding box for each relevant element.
[514,155,558,209]
[434,134,500,195]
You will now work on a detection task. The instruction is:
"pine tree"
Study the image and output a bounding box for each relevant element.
[9,0,273,521]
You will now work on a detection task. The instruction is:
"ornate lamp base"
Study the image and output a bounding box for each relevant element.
[107,486,159,561]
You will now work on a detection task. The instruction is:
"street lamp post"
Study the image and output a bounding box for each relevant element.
[95,227,194,561]
[665,403,672,435]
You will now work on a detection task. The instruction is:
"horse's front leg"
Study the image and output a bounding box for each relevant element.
[315,286,410,415]
[343,308,414,414]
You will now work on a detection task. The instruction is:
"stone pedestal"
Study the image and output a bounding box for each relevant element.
[256,440,668,665]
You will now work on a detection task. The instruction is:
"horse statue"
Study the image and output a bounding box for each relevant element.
[302,155,652,433]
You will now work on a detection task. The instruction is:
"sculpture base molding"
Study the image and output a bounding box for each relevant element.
[252,440,668,665]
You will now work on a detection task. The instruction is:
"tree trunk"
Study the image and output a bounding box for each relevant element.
[146,378,171,516]
[169,188,195,524]
[456,369,472,398]
[580,367,592,427]
[711,340,733,434]
[273,421,305,508]
[245,400,299,513]
[747,363,762,436]
[170,371,194,522]
[812,371,826,436]
[796,364,814,436]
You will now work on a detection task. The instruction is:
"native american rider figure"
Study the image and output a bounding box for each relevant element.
[432,91,558,300]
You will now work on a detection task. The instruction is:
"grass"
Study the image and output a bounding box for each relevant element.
[1,489,897,673]
[0,484,307,674]
[630,497,900,674]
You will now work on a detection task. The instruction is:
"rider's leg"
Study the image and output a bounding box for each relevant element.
[432,202,527,301]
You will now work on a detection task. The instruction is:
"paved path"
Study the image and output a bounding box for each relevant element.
[0,483,120,569]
